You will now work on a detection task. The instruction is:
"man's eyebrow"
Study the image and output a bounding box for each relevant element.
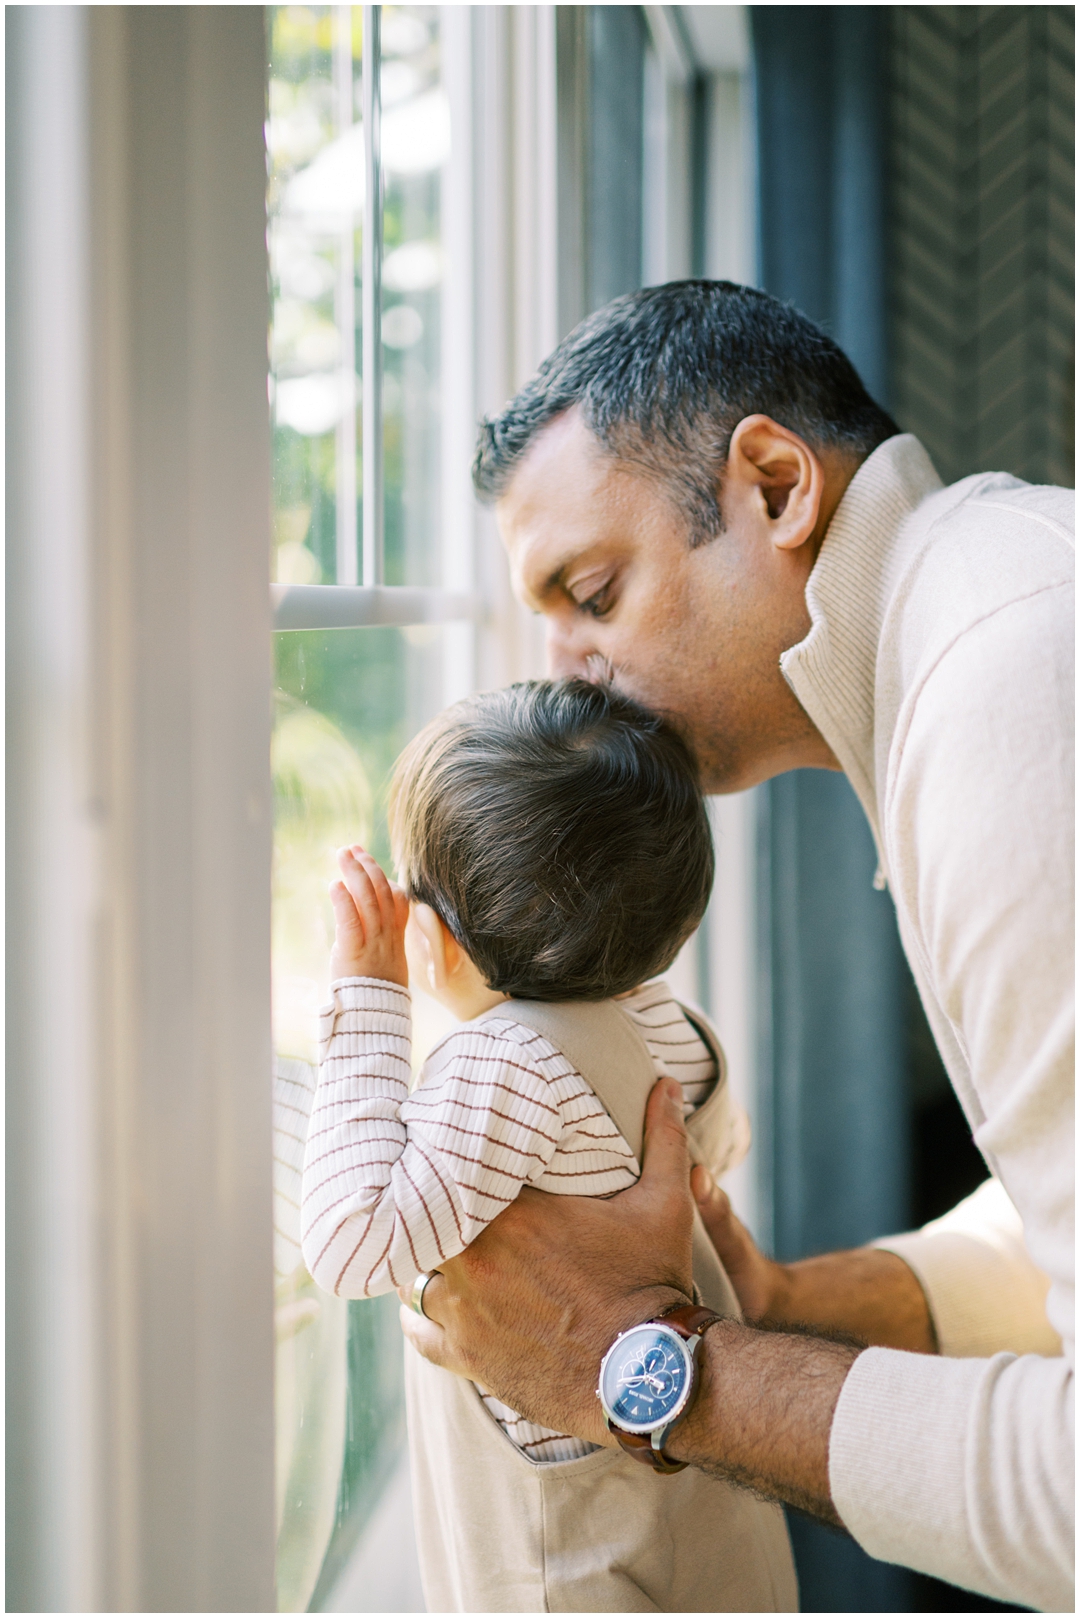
[541,561,570,598]
[523,556,575,603]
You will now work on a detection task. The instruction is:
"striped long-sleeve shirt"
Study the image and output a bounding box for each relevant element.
[301,975,731,1461]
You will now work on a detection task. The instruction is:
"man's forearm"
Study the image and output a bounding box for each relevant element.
[764,1248,936,1353]
[401,1084,936,1526]
[660,1241,934,1525]
[668,1318,859,1524]
[693,1174,937,1353]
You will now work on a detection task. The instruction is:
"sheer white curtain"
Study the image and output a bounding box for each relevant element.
[7,9,274,1610]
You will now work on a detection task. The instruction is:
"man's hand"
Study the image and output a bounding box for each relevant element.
[399,1073,936,1525]
[399,1077,694,1445]
[328,846,410,987]
[690,1167,782,1321]
[400,1080,857,1522]
[691,1166,936,1353]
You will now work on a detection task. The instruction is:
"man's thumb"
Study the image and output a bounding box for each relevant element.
[639,1077,690,1185]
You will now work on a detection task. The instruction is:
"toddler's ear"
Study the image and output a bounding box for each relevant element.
[407,902,449,995]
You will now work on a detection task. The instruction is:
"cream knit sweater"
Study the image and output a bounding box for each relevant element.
[782,436,1073,1611]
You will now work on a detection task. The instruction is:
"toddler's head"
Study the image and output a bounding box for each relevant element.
[389,679,713,1002]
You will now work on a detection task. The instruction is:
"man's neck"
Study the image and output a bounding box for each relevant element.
[808,446,865,558]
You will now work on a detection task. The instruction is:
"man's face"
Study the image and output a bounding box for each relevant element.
[497,408,834,792]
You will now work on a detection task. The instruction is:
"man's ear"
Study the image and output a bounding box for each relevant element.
[725,415,825,551]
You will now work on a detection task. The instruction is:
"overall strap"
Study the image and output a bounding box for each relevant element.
[675,1000,727,1092]
[488,998,658,1160]
[479,997,742,1321]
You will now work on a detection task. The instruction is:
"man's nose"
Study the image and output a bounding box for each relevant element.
[545,619,594,679]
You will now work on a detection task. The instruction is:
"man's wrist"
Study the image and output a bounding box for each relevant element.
[662,1316,740,1467]
[604,1285,694,1346]
[660,1314,858,1525]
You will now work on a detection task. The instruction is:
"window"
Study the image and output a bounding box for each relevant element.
[267,7,471,1608]
[265,7,759,1607]
[264,9,576,1602]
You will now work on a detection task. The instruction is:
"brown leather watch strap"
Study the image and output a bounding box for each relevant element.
[655,1302,722,1340]
[612,1428,689,1474]
[610,1307,721,1473]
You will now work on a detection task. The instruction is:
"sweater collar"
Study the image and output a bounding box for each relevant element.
[779,434,943,831]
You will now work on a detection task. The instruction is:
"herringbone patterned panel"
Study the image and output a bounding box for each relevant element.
[890,7,1074,486]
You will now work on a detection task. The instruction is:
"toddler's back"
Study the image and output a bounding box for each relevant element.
[404,989,794,1615]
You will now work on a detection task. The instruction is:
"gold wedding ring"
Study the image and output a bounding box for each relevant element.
[411,1271,435,1319]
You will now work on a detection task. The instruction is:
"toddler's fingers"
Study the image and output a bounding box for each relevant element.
[328,877,365,936]
[328,876,357,914]
[351,846,401,933]
[337,848,384,936]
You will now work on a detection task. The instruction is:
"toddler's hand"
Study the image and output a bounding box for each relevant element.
[329,846,410,988]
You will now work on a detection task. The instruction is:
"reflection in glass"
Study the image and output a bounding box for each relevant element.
[272,625,447,1611]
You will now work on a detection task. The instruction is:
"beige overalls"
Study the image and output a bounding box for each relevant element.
[405,997,799,1612]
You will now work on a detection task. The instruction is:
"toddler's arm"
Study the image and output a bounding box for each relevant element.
[300,849,566,1299]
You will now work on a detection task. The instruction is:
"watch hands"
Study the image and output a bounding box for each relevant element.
[617,1372,674,1396]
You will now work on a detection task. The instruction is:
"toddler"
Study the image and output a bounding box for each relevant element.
[300,679,793,1613]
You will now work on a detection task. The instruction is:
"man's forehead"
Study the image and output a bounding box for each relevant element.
[497,413,637,591]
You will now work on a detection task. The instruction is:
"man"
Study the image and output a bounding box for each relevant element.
[400,283,1073,1612]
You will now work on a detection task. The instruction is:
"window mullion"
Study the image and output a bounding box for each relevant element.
[333,4,359,585]
[361,3,383,585]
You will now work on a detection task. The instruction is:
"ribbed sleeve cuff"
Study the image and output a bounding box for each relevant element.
[319,977,411,1054]
[830,1348,988,1584]
[328,976,410,1012]
[872,1230,1060,1359]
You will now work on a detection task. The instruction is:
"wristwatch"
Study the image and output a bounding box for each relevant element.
[596,1302,720,1473]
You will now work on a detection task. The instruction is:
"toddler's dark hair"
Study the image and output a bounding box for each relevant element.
[388,679,713,1001]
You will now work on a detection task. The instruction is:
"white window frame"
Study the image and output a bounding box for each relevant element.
[7,8,763,1609]
[268,8,556,1605]
[270,3,556,678]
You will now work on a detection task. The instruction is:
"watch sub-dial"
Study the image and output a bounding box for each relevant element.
[616,1361,678,1405]
[617,1356,649,1390]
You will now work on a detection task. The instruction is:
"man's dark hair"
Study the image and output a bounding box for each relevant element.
[473,280,898,545]
[389,679,713,1001]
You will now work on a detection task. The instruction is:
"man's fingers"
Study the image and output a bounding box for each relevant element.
[689,1163,779,1320]
[691,1166,751,1265]
[395,1270,447,1325]
[691,1166,736,1249]
[398,1303,453,1368]
[638,1077,691,1188]
[397,1278,474,1380]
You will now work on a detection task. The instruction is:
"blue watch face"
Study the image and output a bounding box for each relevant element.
[601,1325,691,1432]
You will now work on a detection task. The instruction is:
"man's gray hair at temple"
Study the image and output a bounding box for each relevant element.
[472,280,899,545]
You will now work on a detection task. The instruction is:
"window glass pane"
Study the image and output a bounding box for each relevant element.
[268,6,361,587]
[268,5,448,591]
[381,5,447,587]
[268,8,461,1605]
[272,626,451,1612]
